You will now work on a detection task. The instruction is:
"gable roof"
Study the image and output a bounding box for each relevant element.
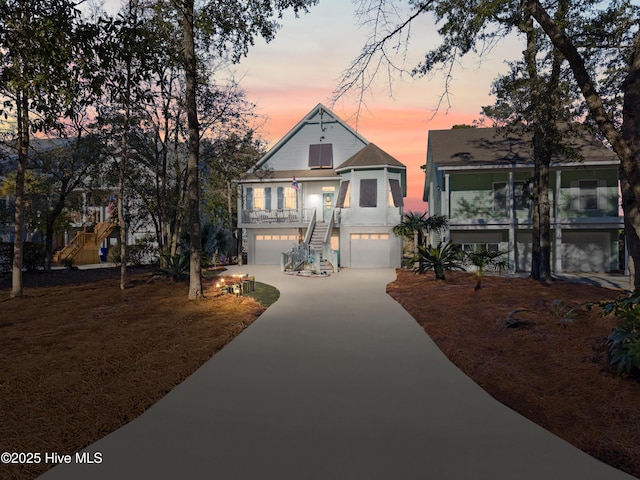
[428,126,618,170]
[254,103,367,170]
[335,143,406,172]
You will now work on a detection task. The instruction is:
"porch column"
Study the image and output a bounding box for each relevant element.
[554,170,563,273]
[443,173,451,242]
[383,167,388,226]
[508,171,516,274]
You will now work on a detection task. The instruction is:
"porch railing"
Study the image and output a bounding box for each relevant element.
[242,208,314,224]
[281,242,311,272]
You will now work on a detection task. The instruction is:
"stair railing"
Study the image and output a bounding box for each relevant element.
[303,209,316,245]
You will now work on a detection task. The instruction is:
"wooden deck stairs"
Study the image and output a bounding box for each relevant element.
[54,222,115,265]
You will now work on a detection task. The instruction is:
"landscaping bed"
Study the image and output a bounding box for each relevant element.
[0,268,268,480]
[387,269,640,479]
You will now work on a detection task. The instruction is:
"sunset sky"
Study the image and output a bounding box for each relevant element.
[99,0,524,211]
[233,0,524,211]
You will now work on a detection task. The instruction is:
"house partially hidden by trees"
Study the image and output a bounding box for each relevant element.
[237,103,406,270]
[423,126,623,274]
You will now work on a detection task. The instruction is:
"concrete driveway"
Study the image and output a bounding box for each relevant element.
[40,266,636,479]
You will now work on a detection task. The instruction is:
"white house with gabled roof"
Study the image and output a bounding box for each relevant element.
[237,103,406,270]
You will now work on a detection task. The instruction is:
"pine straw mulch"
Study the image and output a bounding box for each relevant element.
[0,269,265,480]
[387,269,640,479]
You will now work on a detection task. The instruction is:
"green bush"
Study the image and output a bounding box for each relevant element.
[157,253,189,281]
[601,290,640,374]
[23,242,45,271]
[414,241,465,280]
[128,236,158,266]
[0,241,45,271]
[107,245,122,265]
[0,242,12,272]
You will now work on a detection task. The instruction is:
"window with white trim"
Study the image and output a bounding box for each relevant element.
[277,186,297,210]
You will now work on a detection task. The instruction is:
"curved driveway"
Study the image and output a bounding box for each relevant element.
[41,266,636,479]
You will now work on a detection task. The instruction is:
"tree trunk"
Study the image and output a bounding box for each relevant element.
[118,132,128,290]
[539,158,552,281]
[11,89,28,298]
[183,0,202,299]
[621,32,640,289]
[529,0,640,287]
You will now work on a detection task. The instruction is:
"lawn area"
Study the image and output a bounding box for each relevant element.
[0,267,274,480]
[387,269,640,479]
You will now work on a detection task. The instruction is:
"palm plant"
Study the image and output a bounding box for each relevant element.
[393,212,448,262]
[465,246,508,290]
[414,241,465,280]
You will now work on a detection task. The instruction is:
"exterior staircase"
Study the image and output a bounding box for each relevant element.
[54,221,115,265]
[309,223,333,274]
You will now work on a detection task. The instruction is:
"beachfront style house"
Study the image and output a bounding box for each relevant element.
[237,104,406,270]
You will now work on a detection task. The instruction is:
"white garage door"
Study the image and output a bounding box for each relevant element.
[562,232,609,272]
[350,233,391,268]
[254,234,297,265]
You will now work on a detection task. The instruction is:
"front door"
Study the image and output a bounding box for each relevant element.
[323,193,334,222]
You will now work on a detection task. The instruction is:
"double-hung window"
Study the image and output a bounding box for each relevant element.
[248,187,270,210]
[277,186,297,210]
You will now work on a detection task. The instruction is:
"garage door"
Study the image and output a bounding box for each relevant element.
[254,234,297,265]
[562,232,608,272]
[350,233,391,268]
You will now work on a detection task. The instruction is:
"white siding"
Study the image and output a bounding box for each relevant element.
[264,114,366,171]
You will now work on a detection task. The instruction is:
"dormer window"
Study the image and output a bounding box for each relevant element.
[309,143,333,168]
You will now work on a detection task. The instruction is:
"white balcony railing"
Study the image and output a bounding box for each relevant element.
[241,208,314,224]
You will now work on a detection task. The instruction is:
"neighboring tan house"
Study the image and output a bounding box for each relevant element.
[423,126,623,273]
[237,103,406,270]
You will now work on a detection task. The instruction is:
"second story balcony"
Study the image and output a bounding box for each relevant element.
[241,208,315,225]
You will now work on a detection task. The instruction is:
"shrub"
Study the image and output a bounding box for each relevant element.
[23,242,45,271]
[414,241,465,280]
[600,290,640,374]
[128,236,158,266]
[0,241,45,271]
[463,246,508,290]
[157,253,189,281]
[107,245,121,265]
[0,242,12,272]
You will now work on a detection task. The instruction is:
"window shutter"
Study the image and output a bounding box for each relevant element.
[246,187,253,210]
[388,178,404,207]
[309,144,333,168]
[336,181,350,208]
[360,179,377,207]
[309,144,321,167]
[320,144,333,167]
[265,187,271,211]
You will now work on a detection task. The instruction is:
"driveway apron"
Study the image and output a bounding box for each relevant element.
[40,266,636,480]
